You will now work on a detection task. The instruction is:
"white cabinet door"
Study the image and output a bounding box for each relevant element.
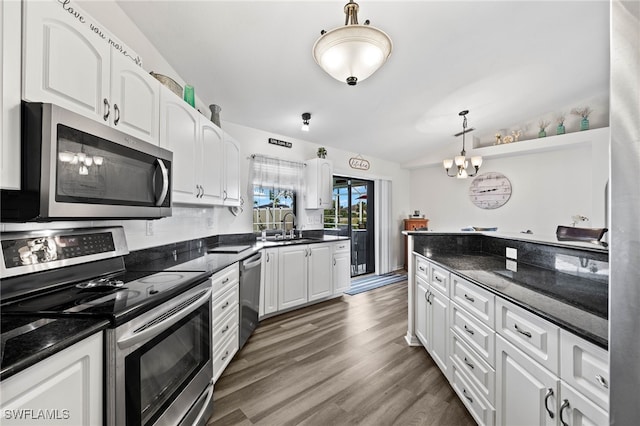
[415,276,429,348]
[261,248,279,317]
[496,334,558,426]
[0,333,103,426]
[304,158,333,209]
[558,381,608,426]
[109,51,159,144]
[308,243,332,301]
[429,287,449,378]
[332,248,351,294]
[1,0,22,189]
[159,86,198,204]
[278,245,308,310]
[23,0,110,121]
[223,135,241,206]
[199,118,224,204]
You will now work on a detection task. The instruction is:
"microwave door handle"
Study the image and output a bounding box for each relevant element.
[153,159,169,206]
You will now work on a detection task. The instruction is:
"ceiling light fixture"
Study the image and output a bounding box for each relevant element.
[312,0,392,86]
[301,112,311,131]
[443,110,482,179]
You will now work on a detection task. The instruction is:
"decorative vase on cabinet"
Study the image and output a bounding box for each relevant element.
[580,117,590,131]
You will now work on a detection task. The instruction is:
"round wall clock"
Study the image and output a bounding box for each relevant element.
[468,172,512,209]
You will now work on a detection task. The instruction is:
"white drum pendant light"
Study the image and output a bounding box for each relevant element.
[313,1,392,86]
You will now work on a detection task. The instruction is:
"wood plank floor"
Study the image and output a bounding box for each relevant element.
[206,281,476,426]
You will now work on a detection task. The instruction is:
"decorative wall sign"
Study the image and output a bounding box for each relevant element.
[268,138,292,148]
[468,172,512,209]
[349,155,370,170]
[54,0,142,66]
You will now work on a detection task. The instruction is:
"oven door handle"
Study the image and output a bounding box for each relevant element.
[191,383,214,426]
[117,287,212,350]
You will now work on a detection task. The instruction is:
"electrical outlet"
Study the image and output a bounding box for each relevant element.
[146,220,154,236]
[506,247,517,260]
[506,259,518,272]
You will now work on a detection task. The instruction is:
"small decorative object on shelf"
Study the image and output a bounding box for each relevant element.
[511,130,522,142]
[571,214,589,227]
[503,134,514,144]
[571,106,592,131]
[209,104,222,127]
[494,132,502,145]
[556,114,566,135]
[538,119,550,138]
[183,84,195,107]
[317,147,327,158]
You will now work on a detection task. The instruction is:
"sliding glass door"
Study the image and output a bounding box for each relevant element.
[324,176,375,277]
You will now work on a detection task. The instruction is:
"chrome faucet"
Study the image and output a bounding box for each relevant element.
[281,212,297,238]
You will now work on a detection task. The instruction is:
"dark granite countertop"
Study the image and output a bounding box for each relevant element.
[1,315,109,380]
[415,250,608,349]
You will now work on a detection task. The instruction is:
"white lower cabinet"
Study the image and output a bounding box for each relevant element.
[211,263,239,383]
[278,244,309,310]
[452,361,495,426]
[260,248,279,317]
[332,241,351,294]
[496,334,558,426]
[307,243,333,301]
[0,333,103,425]
[558,381,608,426]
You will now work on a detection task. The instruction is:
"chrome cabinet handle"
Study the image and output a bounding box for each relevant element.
[222,277,230,284]
[544,388,555,419]
[221,325,230,334]
[424,290,430,301]
[463,324,475,335]
[223,190,228,200]
[464,294,475,303]
[266,253,270,262]
[103,98,110,121]
[418,266,426,272]
[595,374,609,388]
[435,276,442,282]
[559,399,570,426]
[462,389,473,403]
[113,103,120,125]
[333,258,336,266]
[221,350,229,361]
[514,324,532,338]
[221,301,230,309]
[463,357,474,369]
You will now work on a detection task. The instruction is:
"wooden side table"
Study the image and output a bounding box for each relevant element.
[404,218,429,270]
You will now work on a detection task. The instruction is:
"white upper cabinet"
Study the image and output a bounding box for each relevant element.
[199,118,225,204]
[159,86,199,204]
[1,0,22,190]
[223,135,241,206]
[22,0,159,144]
[305,158,333,209]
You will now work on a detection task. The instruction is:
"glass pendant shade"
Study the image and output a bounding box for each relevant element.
[443,159,454,169]
[313,25,392,85]
[454,155,466,166]
[471,156,483,167]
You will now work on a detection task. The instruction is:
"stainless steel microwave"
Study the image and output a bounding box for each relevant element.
[1,102,172,221]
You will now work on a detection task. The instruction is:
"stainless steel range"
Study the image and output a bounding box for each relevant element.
[0,227,213,426]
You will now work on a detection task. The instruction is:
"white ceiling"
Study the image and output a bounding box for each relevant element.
[115,0,610,167]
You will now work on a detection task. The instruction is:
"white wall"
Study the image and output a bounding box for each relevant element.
[408,134,609,239]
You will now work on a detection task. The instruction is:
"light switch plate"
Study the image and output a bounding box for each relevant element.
[506,247,517,260]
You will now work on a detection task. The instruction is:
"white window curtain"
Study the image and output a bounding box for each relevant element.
[374,178,392,274]
[249,154,305,191]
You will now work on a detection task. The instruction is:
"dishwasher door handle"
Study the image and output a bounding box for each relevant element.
[242,254,263,270]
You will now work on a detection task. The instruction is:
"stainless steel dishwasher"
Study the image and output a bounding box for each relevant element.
[239,251,263,349]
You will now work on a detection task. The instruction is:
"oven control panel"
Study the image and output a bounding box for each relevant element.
[0,227,128,277]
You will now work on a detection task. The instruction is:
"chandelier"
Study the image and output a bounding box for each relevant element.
[312,1,392,86]
[443,110,482,179]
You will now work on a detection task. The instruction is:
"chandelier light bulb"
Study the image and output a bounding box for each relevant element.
[93,156,104,166]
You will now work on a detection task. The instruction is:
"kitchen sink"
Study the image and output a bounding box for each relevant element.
[260,238,319,246]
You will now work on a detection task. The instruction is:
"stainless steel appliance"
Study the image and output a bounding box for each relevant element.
[0,227,213,426]
[1,102,172,221]
[239,251,262,349]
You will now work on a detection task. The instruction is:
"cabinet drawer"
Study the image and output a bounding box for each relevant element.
[560,329,609,410]
[430,263,450,296]
[212,263,239,299]
[559,381,608,426]
[415,255,429,282]
[451,274,494,327]
[213,307,239,350]
[450,302,495,365]
[451,362,495,426]
[212,286,239,322]
[334,241,350,253]
[496,298,559,375]
[450,331,495,404]
[212,327,238,383]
